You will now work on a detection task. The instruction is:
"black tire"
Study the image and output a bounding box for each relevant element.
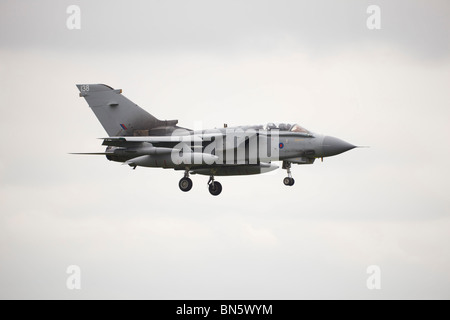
[179,177,193,192]
[283,177,291,186]
[208,181,222,196]
[289,178,295,186]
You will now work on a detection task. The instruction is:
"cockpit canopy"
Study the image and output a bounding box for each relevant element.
[265,123,310,133]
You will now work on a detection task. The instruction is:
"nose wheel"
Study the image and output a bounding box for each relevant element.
[283,177,295,186]
[282,161,295,186]
[207,175,222,196]
[179,169,193,192]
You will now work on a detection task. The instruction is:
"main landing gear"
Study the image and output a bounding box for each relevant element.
[282,161,295,186]
[207,175,222,196]
[179,170,193,192]
[178,170,222,196]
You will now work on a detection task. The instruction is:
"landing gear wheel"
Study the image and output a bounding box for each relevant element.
[282,161,295,186]
[283,177,295,186]
[179,177,193,192]
[208,181,222,196]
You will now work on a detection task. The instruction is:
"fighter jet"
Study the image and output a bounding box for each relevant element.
[74,84,356,196]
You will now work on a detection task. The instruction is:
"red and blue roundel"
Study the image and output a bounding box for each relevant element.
[279,142,284,149]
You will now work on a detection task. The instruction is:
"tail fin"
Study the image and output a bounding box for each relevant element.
[76,84,178,136]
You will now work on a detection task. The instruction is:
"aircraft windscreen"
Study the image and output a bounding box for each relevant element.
[265,123,309,133]
[290,124,309,133]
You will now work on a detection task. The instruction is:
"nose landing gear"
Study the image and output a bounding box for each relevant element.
[282,161,295,186]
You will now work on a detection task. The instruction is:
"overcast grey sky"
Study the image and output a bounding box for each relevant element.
[0,0,449,299]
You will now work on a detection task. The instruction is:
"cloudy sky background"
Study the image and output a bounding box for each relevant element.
[0,0,449,299]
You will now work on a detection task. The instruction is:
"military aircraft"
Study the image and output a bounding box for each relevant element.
[74,84,357,196]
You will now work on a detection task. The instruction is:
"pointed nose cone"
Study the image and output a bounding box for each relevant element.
[322,136,356,157]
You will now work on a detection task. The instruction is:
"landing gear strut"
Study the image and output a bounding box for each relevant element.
[207,175,222,196]
[282,161,295,186]
[179,169,193,192]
